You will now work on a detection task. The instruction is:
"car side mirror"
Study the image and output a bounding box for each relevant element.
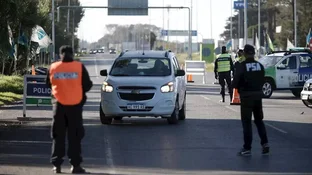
[175,70,185,77]
[277,64,286,69]
[100,69,108,76]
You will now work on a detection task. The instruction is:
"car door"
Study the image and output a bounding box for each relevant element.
[298,54,312,86]
[275,55,298,89]
[171,57,183,106]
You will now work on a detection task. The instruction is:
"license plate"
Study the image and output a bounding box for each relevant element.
[127,104,145,110]
[302,95,309,100]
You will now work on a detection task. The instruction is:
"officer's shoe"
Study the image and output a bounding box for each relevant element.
[262,143,270,155]
[52,166,61,174]
[237,148,251,156]
[71,166,87,174]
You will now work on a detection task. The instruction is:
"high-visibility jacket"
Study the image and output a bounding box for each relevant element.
[216,53,231,72]
[49,61,83,105]
[236,56,245,63]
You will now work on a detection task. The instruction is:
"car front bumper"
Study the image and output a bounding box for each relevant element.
[101,91,176,117]
[301,90,312,101]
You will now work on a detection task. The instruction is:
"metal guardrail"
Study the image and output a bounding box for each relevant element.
[184,60,206,84]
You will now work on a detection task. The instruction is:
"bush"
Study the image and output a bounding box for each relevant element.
[0,75,24,94]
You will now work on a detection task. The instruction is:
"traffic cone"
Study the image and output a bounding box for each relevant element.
[31,65,36,75]
[230,88,240,105]
[187,74,194,83]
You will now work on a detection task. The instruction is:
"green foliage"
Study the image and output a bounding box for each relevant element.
[0,92,23,105]
[0,75,24,94]
[221,0,312,49]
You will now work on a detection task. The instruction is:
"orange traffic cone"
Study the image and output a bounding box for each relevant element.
[230,88,240,105]
[187,74,194,83]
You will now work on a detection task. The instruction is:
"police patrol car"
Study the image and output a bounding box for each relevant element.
[258,50,312,98]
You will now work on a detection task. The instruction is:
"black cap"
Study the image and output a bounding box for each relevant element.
[243,44,255,55]
[221,46,226,53]
[237,49,244,53]
[59,45,73,55]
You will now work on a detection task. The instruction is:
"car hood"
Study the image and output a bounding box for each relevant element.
[306,78,312,84]
[106,76,174,87]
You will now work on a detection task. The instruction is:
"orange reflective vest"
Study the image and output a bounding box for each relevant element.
[49,61,83,105]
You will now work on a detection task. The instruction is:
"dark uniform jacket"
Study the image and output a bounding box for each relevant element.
[46,57,93,105]
[232,59,265,99]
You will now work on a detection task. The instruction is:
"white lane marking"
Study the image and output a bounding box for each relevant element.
[225,106,239,112]
[265,123,288,134]
[104,137,116,174]
[200,95,211,101]
[94,58,99,78]
[200,95,288,134]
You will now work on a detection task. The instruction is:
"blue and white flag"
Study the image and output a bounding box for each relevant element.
[31,25,52,48]
[306,28,312,46]
[226,39,232,51]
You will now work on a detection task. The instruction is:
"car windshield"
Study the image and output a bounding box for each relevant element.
[110,57,171,76]
[258,55,284,67]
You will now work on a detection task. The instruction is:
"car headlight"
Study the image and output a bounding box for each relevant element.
[102,82,113,92]
[161,82,174,93]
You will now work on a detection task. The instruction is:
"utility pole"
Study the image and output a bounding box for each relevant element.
[72,10,75,54]
[52,0,55,60]
[162,0,165,49]
[67,0,70,33]
[244,0,248,45]
[210,0,212,38]
[167,5,170,49]
[230,0,233,51]
[258,0,261,49]
[293,0,297,46]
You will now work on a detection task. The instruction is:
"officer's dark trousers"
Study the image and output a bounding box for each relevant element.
[218,72,233,97]
[51,101,85,167]
[240,98,268,150]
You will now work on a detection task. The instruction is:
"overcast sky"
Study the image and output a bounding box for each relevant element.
[77,0,234,43]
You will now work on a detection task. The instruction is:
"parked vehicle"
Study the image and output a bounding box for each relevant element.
[301,78,312,108]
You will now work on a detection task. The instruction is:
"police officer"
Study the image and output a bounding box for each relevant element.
[214,46,234,102]
[46,45,93,173]
[232,44,269,156]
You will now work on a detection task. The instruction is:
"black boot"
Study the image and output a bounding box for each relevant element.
[220,95,225,103]
[71,166,88,174]
[52,166,61,174]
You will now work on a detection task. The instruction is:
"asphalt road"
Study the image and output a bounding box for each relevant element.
[0,53,312,175]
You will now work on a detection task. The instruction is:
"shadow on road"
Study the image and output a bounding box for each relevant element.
[0,117,311,174]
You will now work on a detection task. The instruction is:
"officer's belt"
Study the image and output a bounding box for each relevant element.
[239,90,263,98]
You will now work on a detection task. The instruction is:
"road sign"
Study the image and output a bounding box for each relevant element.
[108,0,148,16]
[26,83,51,97]
[161,30,197,36]
[21,75,52,119]
[234,1,246,9]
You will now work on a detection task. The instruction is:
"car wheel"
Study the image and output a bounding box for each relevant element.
[302,100,312,108]
[262,80,273,98]
[291,89,301,98]
[99,103,112,125]
[167,100,179,124]
[178,95,186,120]
[114,117,123,121]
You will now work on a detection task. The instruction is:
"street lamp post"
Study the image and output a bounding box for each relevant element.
[258,0,261,51]
[52,0,55,61]
[294,0,297,46]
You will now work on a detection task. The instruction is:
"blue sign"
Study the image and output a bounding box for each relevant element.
[234,1,246,9]
[203,48,211,57]
[27,83,51,97]
[161,30,197,36]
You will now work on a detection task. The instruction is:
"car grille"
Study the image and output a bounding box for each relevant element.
[119,106,153,112]
[119,93,154,101]
[117,86,156,90]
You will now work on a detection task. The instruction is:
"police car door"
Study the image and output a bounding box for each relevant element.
[298,54,312,86]
[275,55,298,88]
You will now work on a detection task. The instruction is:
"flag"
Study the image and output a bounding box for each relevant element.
[226,39,232,51]
[255,33,260,51]
[287,38,295,50]
[7,25,15,58]
[31,25,52,48]
[266,32,274,52]
[18,25,28,47]
[306,28,312,46]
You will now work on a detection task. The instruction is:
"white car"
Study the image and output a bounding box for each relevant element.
[301,78,312,108]
[99,50,187,125]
